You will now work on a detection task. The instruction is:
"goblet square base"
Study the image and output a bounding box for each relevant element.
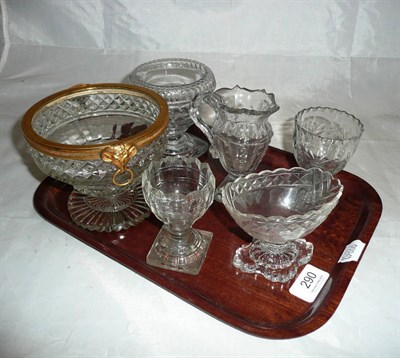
[146,226,213,275]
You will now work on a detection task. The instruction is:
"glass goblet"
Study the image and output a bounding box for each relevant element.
[142,157,215,274]
[293,107,364,175]
[222,167,343,283]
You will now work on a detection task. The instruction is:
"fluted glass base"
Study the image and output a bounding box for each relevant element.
[164,133,208,158]
[146,226,213,275]
[67,184,150,232]
[233,239,313,283]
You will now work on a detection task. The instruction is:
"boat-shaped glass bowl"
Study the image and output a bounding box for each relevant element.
[222,167,343,282]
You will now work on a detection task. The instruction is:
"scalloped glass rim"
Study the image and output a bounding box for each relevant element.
[142,156,216,201]
[213,85,280,116]
[294,106,364,141]
[222,166,343,224]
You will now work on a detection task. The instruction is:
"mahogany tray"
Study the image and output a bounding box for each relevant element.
[33,147,382,339]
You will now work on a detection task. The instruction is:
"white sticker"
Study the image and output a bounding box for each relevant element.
[338,239,366,263]
[289,264,330,303]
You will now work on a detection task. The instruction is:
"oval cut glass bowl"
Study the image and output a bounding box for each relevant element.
[222,167,343,283]
[21,83,169,232]
[128,58,216,157]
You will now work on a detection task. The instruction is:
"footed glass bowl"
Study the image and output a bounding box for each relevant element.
[22,83,169,232]
[128,58,216,157]
[222,167,343,283]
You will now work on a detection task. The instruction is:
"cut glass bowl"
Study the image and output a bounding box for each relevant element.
[128,58,216,157]
[222,167,343,282]
[293,107,364,175]
[22,83,169,232]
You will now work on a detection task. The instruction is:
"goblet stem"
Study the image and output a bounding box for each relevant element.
[233,238,314,283]
[146,225,213,275]
[164,132,208,157]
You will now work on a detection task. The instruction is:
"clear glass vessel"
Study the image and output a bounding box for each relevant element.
[142,157,215,275]
[190,85,279,201]
[222,167,343,283]
[293,107,364,175]
[128,58,216,157]
[22,84,169,232]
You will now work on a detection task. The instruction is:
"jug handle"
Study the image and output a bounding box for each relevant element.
[189,92,217,144]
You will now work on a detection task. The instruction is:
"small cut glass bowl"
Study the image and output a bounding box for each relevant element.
[128,58,216,157]
[22,83,169,232]
[293,107,364,175]
[222,167,343,283]
[142,157,215,275]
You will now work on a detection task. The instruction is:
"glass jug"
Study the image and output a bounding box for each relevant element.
[190,85,279,201]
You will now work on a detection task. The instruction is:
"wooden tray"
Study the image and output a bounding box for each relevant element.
[33,147,382,339]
